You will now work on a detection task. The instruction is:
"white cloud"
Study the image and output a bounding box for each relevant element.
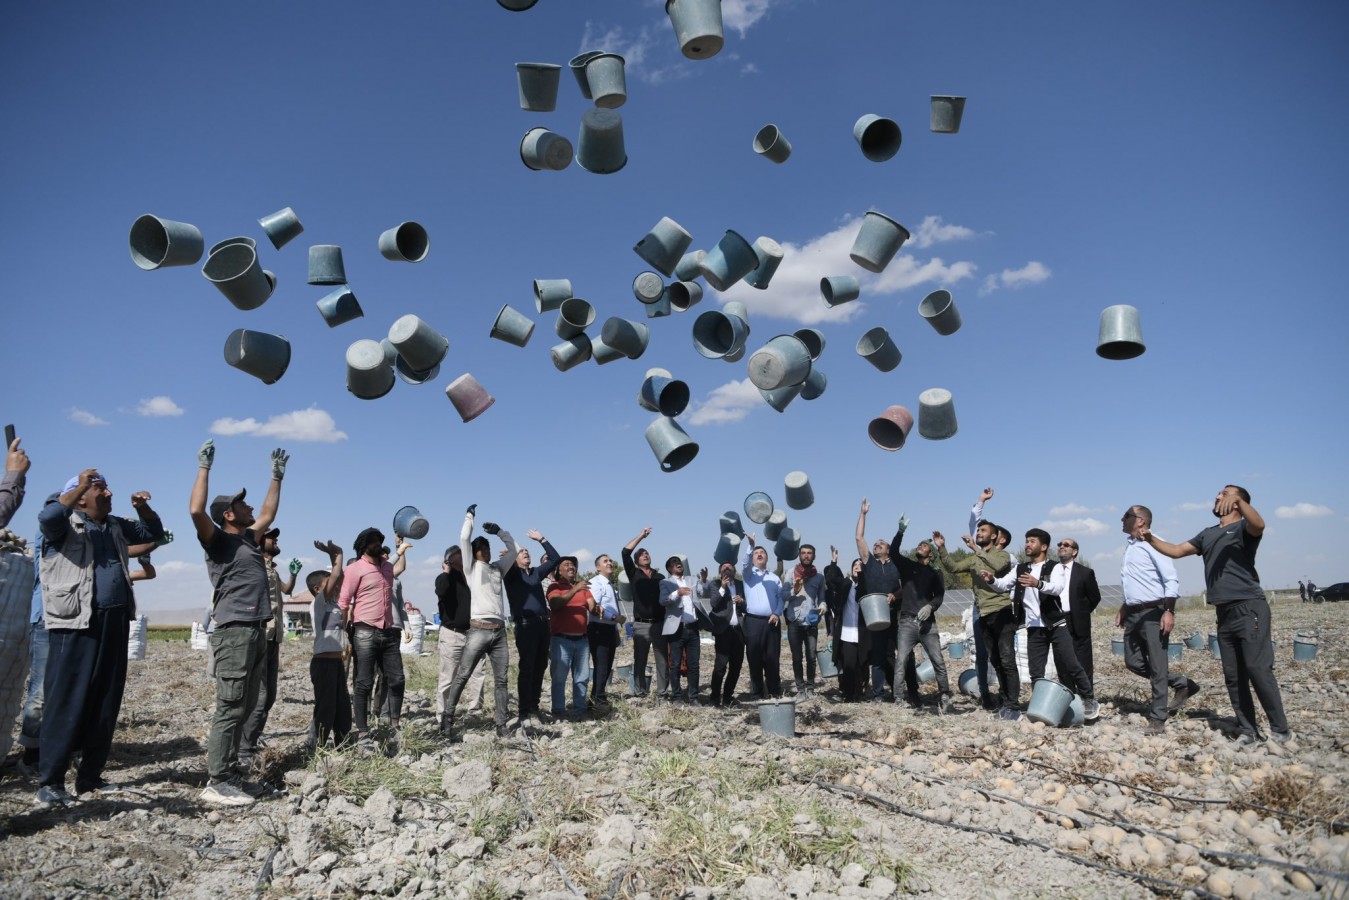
[1091,545,1124,565]
[981,260,1051,295]
[741,62,760,75]
[686,378,763,426]
[717,216,977,325]
[134,395,184,417]
[1275,503,1333,519]
[567,548,595,571]
[69,408,109,426]
[1048,503,1095,517]
[1040,517,1110,537]
[210,407,348,443]
[722,0,773,35]
[149,560,198,574]
[910,215,977,249]
[579,22,683,84]
[1177,502,1210,512]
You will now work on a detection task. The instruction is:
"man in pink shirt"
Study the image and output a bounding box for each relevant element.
[339,527,405,750]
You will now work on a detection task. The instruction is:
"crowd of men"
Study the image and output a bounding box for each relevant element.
[0,433,1294,809]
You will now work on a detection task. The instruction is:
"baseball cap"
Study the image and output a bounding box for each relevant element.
[209,489,247,527]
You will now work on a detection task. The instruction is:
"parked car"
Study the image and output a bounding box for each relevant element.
[1312,582,1349,603]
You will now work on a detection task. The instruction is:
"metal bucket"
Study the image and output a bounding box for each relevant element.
[1026,678,1074,726]
[1167,642,1183,662]
[816,647,839,678]
[958,669,978,696]
[1183,633,1205,650]
[859,593,891,632]
[392,506,430,541]
[914,659,935,683]
[1293,634,1318,661]
[948,640,966,660]
[1111,637,1125,657]
[757,698,796,738]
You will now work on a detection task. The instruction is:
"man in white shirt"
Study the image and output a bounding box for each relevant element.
[659,556,700,703]
[587,554,624,706]
[985,528,1099,722]
[1118,505,1198,735]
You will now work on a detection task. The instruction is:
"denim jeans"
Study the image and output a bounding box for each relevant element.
[206,621,266,783]
[980,606,1020,710]
[896,616,950,696]
[665,624,700,700]
[1122,606,1188,723]
[19,618,48,753]
[868,622,896,698]
[786,620,818,687]
[436,627,485,716]
[1215,597,1288,737]
[444,624,511,725]
[551,634,590,713]
[352,626,406,733]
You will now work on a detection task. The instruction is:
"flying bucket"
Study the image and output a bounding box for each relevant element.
[930,95,967,134]
[445,373,495,423]
[1026,679,1074,726]
[784,471,814,510]
[555,297,596,339]
[675,250,707,282]
[693,309,750,359]
[853,114,902,162]
[849,210,910,273]
[760,383,802,413]
[800,368,828,401]
[307,244,347,285]
[568,50,602,99]
[743,236,784,290]
[719,511,745,537]
[316,287,363,328]
[633,271,666,305]
[378,222,429,262]
[919,289,963,336]
[665,0,725,60]
[258,207,303,250]
[490,304,535,348]
[859,594,891,631]
[346,339,396,400]
[1096,305,1146,360]
[584,52,628,109]
[713,532,741,565]
[856,327,902,372]
[821,275,860,307]
[748,335,812,390]
[763,510,788,542]
[868,405,915,451]
[129,214,203,270]
[389,315,449,371]
[917,388,958,440]
[639,374,690,417]
[744,492,773,525]
[600,317,650,359]
[551,335,593,372]
[520,127,574,171]
[577,108,627,174]
[533,278,572,313]
[773,527,801,561]
[515,62,562,112]
[204,243,274,311]
[224,329,290,385]
[645,417,699,473]
[393,506,430,541]
[753,124,792,164]
[667,281,704,313]
[700,229,759,291]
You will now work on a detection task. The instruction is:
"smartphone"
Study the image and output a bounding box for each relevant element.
[3,424,14,449]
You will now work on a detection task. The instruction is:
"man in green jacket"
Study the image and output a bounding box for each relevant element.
[934,522,1016,717]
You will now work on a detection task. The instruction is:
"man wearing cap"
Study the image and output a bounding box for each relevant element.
[442,505,518,738]
[740,534,784,700]
[190,440,287,807]
[36,466,163,806]
[237,527,298,770]
[340,526,407,750]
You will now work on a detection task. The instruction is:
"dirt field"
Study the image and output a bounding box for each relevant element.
[1,599,1346,899]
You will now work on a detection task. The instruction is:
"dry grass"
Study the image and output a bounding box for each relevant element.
[1238,771,1349,833]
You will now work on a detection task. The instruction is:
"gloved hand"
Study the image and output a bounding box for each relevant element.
[896,512,910,539]
[288,558,303,576]
[270,448,290,481]
[466,503,477,516]
[482,522,500,536]
[198,440,215,470]
[157,530,175,546]
[917,604,933,623]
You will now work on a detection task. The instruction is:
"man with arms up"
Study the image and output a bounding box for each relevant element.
[740,534,783,699]
[191,441,286,806]
[238,527,299,771]
[504,529,560,724]
[340,526,407,751]
[934,521,1014,715]
[855,499,900,702]
[1141,487,1286,743]
[893,537,953,714]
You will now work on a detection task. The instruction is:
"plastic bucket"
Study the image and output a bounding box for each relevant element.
[1026,678,1074,726]
[392,505,430,541]
[817,647,839,678]
[859,594,891,631]
[758,698,796,738]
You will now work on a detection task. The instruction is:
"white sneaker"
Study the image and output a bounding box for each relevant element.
[200,781,256,807]
[1083,700,1101,722]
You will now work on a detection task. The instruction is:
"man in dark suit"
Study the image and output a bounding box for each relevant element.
[698,563,744,707]
[1056,538,1102,686]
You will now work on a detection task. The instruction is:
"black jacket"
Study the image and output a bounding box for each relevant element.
[1063,562,1101,637]
[435,568,472,630]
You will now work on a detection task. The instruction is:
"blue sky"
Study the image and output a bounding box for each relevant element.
[4,1,1346,618]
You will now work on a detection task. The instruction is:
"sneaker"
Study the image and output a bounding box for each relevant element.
[1083,700,1101,723]
[1234,731,1263,746]
[938,695,954,716]
[36,785,76,807]
[1269,730,1294,744]
[200,781,255,807]
[1144,720,1166,736]
[439,714,453,737]
[1168,679,1200,715]
[979,693,998,711]
[75,778,123,797]
[996,707,1021,722]
[239,779,281,799]
[495,724,513,738]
